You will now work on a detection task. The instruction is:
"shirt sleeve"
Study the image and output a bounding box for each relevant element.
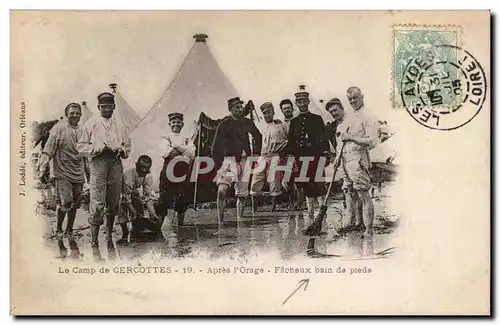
[317,116,330,154]
[211,121,226,168]
[76,122,94,158]
[248,120,262,155]
[121,128,132,159]
[159,135,174,159]
[274,123,289,154]
[364,115,379,150]
[182,141,196,160]
[41,126,60,159]
[326,122,337,154]
[287,119,297,156]
[142,173,154,203]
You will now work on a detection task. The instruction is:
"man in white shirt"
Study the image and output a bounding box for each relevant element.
[77,92,132,247]
[37,103,86,238]
[156,112,196,227]
[250,102,288,212]
[333,87,379,236]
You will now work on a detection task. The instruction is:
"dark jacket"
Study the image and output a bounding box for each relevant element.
[211,115,262,168]
[326,120,339,154]
[287,111,329,157]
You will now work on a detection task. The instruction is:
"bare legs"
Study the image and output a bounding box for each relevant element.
[236,197,246,220]
[358,190,374,235]
[217,184,229,223]
[344,189,373,235]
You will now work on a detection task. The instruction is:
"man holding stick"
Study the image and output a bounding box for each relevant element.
[337,87,379,236]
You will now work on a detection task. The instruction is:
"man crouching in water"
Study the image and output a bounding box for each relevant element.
[212,97,262,222]
[117,155,159,243]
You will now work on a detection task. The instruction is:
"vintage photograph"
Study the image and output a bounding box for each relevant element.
[11,11,490,315]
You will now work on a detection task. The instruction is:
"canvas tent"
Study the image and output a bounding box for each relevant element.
[109,83,141,132]
[129,34,238,189]
[80,101,93,125]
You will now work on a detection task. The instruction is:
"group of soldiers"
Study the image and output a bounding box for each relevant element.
[37,92,194,248]
[211,86,379,237]
[37,84,380,249]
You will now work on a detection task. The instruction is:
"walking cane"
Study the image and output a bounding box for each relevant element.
[303,127,349,236]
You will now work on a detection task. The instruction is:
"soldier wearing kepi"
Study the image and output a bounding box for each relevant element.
[250,102,288,212]
[37,103,86,238]
[287,89,329,224]
[156,112,196,227]
[338,86,379,236]
[77,92,131,247]
[212,97,262,222]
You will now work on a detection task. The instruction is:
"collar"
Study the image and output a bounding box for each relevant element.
[353,105,365,115]
[335,114,346,124]
[100,116,114,123]
[66,120,79,129]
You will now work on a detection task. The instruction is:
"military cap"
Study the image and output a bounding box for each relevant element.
[97,92,115,105]
[294,91,309,100]
[64,102,82,116]
[325,98,343,110]
[227,97,244,109]
[260,102,274,112]
[168,112,184,122]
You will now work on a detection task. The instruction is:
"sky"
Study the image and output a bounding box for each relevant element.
[12,11,410,126]
[11,10,490,133]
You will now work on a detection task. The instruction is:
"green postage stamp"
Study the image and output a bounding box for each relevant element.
[392,24,461,109]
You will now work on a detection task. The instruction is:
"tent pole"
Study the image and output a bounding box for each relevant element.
[193,121,201,212]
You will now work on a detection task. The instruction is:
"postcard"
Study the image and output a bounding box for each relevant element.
[10,10,490,315]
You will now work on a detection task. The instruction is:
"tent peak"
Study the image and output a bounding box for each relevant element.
[193,34,208,42]
[81,101,87,105]
[109,83,118,93]
[299,84,307,90]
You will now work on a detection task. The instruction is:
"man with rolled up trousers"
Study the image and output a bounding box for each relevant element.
[77,92,131,247]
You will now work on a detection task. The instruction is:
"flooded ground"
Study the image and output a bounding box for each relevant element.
[41,183,399,262]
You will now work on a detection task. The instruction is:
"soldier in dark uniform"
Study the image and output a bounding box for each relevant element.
[287,90,329,224]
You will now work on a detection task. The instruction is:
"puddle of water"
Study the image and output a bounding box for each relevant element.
[42,192,400,262]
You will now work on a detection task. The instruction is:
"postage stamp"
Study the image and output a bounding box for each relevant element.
[392,24,462,108]
[400,44,487,130]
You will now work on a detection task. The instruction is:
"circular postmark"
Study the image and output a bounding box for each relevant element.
[400,44,487,130]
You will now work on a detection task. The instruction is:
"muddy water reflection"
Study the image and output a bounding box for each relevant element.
[44,197,399,262]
